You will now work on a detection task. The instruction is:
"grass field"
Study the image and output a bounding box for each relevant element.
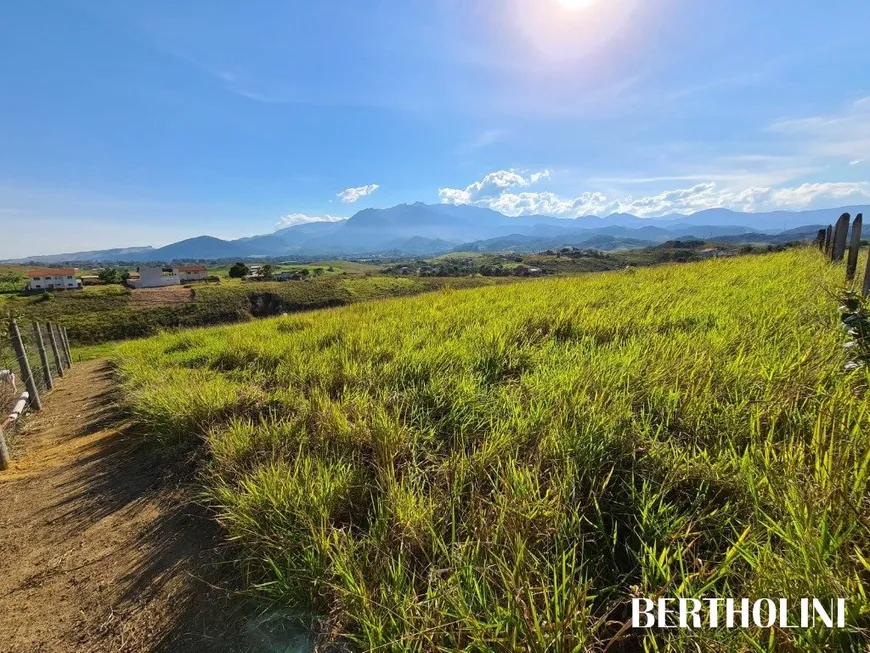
[113,248,870,650]
[8,275,513,346]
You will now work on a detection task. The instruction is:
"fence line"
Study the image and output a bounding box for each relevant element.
[32,323,53,391]
[0,319,73,470]
[48,322,65,378]
[815,212,870,293]
[832,212,850,262]
[847,214,864,282]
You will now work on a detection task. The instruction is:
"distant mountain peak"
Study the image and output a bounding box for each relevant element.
[6,203,868,263]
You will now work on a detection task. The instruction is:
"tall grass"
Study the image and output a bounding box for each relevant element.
[115,249,870,650]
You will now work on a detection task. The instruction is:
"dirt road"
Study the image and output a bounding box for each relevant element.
[0,360,272,652]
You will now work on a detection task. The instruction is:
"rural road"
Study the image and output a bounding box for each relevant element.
[0,359,265,652]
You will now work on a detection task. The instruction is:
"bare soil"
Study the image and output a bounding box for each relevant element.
[129,286,195,310]
[0,360,299,652]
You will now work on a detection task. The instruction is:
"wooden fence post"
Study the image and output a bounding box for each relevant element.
[32,322,53,391]
[863,249,870,297]
[47,322,65,377]
[0,427,9,470]
[64,328,73,366]
[60,327,72,368]
[824,225,833,255]
[832,213,850,262]
[56,325,69,370]
[846,213,863,282]
[9,320,42,412]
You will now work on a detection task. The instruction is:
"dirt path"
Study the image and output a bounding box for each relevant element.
[0,360,274,652]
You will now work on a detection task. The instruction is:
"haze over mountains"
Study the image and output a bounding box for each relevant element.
[8,203,863,264]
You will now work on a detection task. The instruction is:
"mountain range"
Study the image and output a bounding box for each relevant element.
[7,203,862,264]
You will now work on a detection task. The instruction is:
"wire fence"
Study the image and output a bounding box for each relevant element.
[0,319,73,469]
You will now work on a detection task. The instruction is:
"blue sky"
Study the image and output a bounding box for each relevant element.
[2,0,869,257]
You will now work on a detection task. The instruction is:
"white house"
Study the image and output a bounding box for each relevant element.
[127,265,209,289]
[127,266,180,289]
[177,265,208,282]
[27,269,82,291]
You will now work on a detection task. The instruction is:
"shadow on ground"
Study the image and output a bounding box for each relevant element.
[41,363,317,653]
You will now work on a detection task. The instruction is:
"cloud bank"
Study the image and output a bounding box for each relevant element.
[338,184,380,203]
[439,169,870,218]
[276,213,346,229]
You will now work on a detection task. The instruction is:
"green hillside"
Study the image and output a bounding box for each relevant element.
[115,249,870,650]
[11,275,512,345]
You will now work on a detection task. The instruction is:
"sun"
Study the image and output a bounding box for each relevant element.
[556,0,598,9]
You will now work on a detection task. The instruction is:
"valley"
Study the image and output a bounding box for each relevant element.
[6,203,861,264]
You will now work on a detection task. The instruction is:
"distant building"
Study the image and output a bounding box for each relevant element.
[178,265,208,282]
[127,265,209,289]
[127,266,180,289]
[699,248,736,260]
[27,268,82,291]
[80,275,101,286]
[273,271,302,281]
[513,266,544,277]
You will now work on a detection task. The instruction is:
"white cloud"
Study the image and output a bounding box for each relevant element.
[338,184,380,203]
[275,213,346,229]
[438,169,551,205]
[438,170,870,218]
[851,159,864,166]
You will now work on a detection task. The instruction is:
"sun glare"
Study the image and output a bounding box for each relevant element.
[556,0,598,9]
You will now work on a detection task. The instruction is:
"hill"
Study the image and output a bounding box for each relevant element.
[6,204,866,263]
[114,248,870,650]
[140,235,250,261]
[15,275,515,346]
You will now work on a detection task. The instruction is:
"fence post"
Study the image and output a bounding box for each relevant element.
[56,325,69,370]
[832,213,850,262]
[846,213,863,282]
[32,322,53,391]
[814,228,826,251]
[824,225,833,255]
[60,327,72,368]
[9,320,42,412]
[64,328,73,366]
[0,427,9,470]
[47,322,65,377]
[863,249,870,297]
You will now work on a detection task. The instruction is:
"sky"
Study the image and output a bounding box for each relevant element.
[1,0,870,257]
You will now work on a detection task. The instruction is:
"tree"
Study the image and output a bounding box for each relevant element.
[229,262,249,278]
[98,268,119,284]
[260,264,275,280]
